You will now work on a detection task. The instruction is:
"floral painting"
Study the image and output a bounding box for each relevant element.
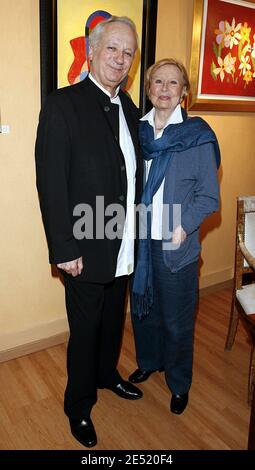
[200,0,255,97]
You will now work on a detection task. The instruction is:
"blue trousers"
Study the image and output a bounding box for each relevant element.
[131,240,199,395]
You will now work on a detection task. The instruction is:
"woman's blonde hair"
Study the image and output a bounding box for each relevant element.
[145,58,190,102]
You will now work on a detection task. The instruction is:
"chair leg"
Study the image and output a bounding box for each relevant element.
[248,383,255,450]
[248,345,255,406]
[225,298,239,350]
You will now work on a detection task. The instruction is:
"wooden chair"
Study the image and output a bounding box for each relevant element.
[225,196,255,404]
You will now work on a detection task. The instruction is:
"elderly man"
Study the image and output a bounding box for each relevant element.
[35,16,143,448]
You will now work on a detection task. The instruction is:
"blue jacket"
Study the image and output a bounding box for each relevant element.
[162,141,219,272]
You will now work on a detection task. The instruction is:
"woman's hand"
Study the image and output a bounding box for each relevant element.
[172,225,187,245]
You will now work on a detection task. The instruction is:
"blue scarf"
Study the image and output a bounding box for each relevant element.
[132,109,221,319]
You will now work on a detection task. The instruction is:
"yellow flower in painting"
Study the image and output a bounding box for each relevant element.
[242,43,251,57]
[225,17,242,49]
[252,35,255,59]
[243,70,253,85]
[214,53,236,82]
[240,22,251,43]
[239,55,252,76]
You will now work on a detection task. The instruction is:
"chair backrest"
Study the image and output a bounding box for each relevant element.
[235,196,255,289]
[238,196,255,266]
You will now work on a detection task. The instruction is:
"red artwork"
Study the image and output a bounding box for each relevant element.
[201,0,255,97]
[67,10,111,85]
[68,37,86,84]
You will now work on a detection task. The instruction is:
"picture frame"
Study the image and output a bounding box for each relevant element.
[39,0,158,114]
[188,0,255,112]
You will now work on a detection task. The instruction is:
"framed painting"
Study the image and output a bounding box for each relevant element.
[188,0,255,112]
[39,0,158,114]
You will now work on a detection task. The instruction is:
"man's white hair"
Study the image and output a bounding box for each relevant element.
[89,16,138,51]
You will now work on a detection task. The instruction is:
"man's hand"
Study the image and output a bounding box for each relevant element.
[57,257,83,277]
[172,225,187,245]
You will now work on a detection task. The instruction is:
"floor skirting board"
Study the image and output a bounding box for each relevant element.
[0,271,234,363]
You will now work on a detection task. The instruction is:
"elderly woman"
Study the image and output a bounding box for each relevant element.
[130,58,220,414]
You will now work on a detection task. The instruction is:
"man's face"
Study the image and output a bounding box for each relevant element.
[89,22,137,95]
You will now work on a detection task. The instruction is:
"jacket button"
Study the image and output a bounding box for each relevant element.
[104,106,110,112]
[119,195,125,201]
[120,165,125,172]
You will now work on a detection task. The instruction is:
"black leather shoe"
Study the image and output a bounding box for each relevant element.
[129,368,153,383]
[129,367,164,384]
[70,417,97,448]
[107,379,143,400]
[170,393,189,414]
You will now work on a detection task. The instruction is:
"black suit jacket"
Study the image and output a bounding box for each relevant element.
[35,77,143,283]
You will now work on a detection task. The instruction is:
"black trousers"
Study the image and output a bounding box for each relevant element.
[63,274,128,420]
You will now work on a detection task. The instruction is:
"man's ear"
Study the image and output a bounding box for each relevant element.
[89,45,93,61]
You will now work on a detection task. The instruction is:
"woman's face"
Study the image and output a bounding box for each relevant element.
[149,64,186,114]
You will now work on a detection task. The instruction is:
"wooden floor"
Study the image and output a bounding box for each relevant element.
[0,288,252,450]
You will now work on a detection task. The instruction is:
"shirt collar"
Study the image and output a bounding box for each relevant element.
[140,104,183,129]
[88,73,120,99]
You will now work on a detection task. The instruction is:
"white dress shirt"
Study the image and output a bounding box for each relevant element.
[89,74,136,276]
[140,104,183,239]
